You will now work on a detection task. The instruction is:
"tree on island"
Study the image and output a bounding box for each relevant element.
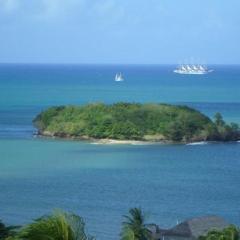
[120,208,152,240]
[214,112,225,127]
[213,112,240,141]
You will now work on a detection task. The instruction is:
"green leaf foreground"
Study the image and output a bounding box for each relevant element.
[199,225,239,240]
[120,208,152,240]
[1,210,94,240]
[33,103,240,143]
[1,209,240,240]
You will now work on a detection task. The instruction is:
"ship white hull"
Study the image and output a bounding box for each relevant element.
[174,70,208,75]
[174,69,213,75]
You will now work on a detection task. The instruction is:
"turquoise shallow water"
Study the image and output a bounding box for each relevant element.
[0,64,240,239]
[1,139,240,239]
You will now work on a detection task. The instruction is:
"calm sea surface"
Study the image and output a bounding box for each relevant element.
[0,64,240,239]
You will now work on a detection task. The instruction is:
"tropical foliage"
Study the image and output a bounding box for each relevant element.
[199,225,239,240]
[213,113,240,141]
[120,208,152,240]
[1,210,240,240]
[0,221,18,240]
[5,210,94,240]
[33,103,240,142]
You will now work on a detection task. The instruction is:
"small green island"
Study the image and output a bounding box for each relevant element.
[33,103,240,143]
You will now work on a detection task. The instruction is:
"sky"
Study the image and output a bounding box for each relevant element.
[0,0,239,64]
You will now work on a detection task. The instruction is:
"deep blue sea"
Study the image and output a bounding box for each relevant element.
[0,64,240,239]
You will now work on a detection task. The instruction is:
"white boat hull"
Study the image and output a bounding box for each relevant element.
[173,70,213,75]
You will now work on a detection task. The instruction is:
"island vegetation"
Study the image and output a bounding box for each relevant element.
[33,103,240,143]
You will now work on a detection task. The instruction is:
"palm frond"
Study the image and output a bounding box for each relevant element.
[17,210,94,240]
[120,208,152,240]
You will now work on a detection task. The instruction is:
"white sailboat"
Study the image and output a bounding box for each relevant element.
[115,72,124,81]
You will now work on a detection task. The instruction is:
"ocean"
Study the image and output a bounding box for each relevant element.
[0,64,240,239]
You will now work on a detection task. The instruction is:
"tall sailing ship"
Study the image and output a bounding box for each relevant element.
[174,64,213,75]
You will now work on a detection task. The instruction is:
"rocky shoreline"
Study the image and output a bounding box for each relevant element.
[35,130,170,145]
[35,131,240,145]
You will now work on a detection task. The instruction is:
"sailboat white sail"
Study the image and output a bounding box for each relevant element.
[193,65,198,71]
[115,72,124,81]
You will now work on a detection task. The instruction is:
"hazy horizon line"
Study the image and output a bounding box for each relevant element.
[0,62,240,66]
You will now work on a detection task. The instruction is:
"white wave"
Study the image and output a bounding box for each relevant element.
[186,141,208,146]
